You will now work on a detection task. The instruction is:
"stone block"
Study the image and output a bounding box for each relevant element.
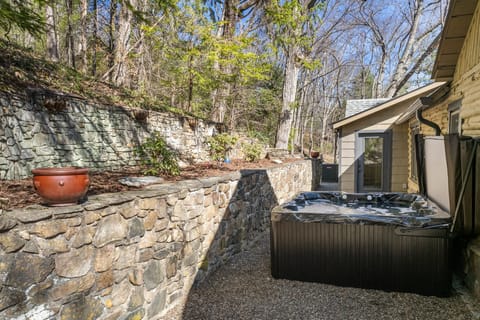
[172,202,187,221]
[128,268,144,286]
[138,197,158,210]
[111,280,132,307]
[84,212,101,224]
[29,220,68,239]
[5,253,54,289]
[71,227,94,248]
[59,295,104,320]
[144,211,157,230]
[128,218,145,238]
[49,273,95,301]
[55,246,94,278]
[36,236,69,255]
[94,244,115,272]
[138,231,157,249]
[0,287,25,312]
[14,208,52,223]
[119,205,138,219]
[121,308,145,320]
[59,295,103,320]
[128,287,144,311]
[137,248,154,262]
[93,214,128,247]
[144,260,164,290]
[147,290,166,318]
[96,269,114,291]
[114,245,136,270]
[0,232,25,253]
[154,219,169,232]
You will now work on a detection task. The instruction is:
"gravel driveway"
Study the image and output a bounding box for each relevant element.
[165,233,476,320]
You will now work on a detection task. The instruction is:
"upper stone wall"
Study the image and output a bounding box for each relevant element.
[0,91,218,180]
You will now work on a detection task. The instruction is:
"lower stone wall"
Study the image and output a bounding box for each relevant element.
[0,160,316,319]
[464,238,480,300]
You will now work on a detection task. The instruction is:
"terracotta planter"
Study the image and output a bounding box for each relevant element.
[31,167,90,206]
[310,151,320,159]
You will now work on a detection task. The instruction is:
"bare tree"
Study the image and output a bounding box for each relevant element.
[113,0,136,86]
[352,0,444,98]
[80,0,88,73]
[45,1,59,62]
[65,0,75,68]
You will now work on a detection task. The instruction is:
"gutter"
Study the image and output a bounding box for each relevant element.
[416,107,441,136]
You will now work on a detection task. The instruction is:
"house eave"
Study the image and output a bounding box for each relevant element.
[332,82,446,130]
[432,0,479,80]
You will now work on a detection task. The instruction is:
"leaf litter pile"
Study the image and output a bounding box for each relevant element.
[0,159,298,210]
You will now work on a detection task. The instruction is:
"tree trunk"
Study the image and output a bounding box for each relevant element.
[65,0,75,69]
[275,51,300,149]
[45,2,59,62]
[384,0,424,97]
[136,0,148,91]
[113,0,135,87]
[92,0,98,76]
[80,0,88,73]
[106,0,116,80]
[210,0,237,124]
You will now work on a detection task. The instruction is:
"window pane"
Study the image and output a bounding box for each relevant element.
[363,137,383,189]
[449,111,459,134]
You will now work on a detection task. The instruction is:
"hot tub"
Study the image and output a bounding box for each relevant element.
[270,192,452,296]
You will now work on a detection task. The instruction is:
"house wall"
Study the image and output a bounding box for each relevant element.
[338,102,413,193]
[453,1,480,137]
[406,103,450,192]
[408,2,480,301]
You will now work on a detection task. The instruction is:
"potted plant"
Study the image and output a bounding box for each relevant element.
[31,167,90,206]
[310,150,320,158]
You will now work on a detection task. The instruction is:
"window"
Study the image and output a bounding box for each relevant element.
[410,124,420,181]
[448,100,462,134]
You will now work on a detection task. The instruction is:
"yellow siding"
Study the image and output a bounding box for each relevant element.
[407,120,420,193]
[391,122,408,192]
[452,2,480,138]
[454,2,480,83]
[420,103,449,135]
[339,133,356,192]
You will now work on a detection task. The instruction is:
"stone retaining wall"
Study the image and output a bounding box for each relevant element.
[0,160,317,319]
[0,91,218,180]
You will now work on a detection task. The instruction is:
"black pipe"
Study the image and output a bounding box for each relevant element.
[416,108,441,136]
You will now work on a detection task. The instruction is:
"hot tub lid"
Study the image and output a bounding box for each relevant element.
[271,192,451,228]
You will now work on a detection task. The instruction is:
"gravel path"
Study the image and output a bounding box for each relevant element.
[165,233,476,320]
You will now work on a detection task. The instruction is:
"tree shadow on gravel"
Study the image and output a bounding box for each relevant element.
[178,168,280,319]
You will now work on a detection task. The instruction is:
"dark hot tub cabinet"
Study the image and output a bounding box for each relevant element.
[270,192,452,296]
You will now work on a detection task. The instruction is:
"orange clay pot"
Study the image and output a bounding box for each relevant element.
[31,167,90,206]
[310,151,320,159]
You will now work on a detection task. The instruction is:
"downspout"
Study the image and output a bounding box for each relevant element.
[416,107,441,136]
[333,128,340,164]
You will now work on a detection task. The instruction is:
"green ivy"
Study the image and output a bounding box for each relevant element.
[206,133,238,162]
[135,132,180,176]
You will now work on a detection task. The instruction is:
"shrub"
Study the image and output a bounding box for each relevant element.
[242,141,263,162]
[206,133,238,162]
[135,132,180,176]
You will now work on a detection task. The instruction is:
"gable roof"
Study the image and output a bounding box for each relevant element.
[332,82,446,129]
[432,0,479,80]
[344,98,389,117]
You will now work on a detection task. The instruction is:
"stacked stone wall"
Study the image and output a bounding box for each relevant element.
[0,160,316,319]
[0,91,217,180]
